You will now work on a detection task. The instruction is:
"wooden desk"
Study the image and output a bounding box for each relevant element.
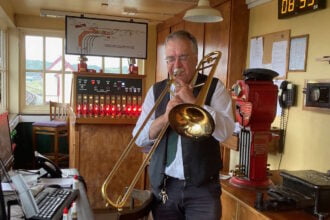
[221,172,328,220]
[5,170,94,220]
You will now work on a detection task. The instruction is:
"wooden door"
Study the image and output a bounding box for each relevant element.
[171,21,184,32]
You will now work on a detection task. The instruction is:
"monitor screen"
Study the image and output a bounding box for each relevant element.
[0,172,7,220]
[0,112,13,171]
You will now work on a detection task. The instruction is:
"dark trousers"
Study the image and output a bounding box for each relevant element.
[152,177,221,220]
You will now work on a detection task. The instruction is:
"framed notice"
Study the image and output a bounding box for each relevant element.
[249,30,290,79]
[289,35,308,72]
[65,16,148,59]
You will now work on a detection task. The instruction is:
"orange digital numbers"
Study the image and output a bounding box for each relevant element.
[299,0,306,8]
[280,0,295,14]
[307,0,315,6]
[281,0,288,14]
[288,0,295,12]
[278,0,325,19]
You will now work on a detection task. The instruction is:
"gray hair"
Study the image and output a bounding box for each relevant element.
[165,30,198,54]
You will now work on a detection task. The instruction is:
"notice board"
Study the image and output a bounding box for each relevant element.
[249,30,290,79]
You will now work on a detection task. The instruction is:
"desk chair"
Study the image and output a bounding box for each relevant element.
[117,189,153,220]
[32,101,69,167]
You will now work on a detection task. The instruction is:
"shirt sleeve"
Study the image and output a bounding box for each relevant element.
[203,80,235,142]
[132,86,156,147]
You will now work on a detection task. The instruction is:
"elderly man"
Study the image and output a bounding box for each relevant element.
[133,30,235,220]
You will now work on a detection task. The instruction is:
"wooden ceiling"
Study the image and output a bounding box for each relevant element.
[10,0,199,23]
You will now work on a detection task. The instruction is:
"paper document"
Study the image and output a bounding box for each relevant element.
[1,182,14,191]
[39,177,73,188]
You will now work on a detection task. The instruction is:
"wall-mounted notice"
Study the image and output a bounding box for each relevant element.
[249,30,290,79]
[289,35,309,72]
[65,16,148,59]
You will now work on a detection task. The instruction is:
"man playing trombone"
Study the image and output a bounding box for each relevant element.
[133,30,235,220]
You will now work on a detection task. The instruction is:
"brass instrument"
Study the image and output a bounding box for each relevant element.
[101,51,221,210]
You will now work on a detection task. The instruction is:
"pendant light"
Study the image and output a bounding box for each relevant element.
[183,0,223,23]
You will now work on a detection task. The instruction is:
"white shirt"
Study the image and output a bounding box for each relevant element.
[132,79,235,179]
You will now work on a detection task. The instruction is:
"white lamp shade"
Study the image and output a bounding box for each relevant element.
[183,0,223,23]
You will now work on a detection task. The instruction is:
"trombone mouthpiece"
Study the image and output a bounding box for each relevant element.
[173,68,183,76]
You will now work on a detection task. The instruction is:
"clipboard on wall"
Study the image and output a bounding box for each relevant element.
[249,30,290,79]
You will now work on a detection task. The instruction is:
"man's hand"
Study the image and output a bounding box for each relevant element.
[174,78,196,104]
[149,96,182,140]
[165,96,182,119]
[149,79,196,140]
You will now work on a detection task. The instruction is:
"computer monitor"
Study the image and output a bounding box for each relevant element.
[0,112,14,171]
[0,172,7,220]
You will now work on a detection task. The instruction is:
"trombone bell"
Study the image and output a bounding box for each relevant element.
[168,51,221,140]
[169,103,215,139]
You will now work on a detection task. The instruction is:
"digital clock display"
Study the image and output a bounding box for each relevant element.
[278,0,326,19]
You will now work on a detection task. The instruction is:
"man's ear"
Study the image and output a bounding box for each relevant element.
[193,54,198,64]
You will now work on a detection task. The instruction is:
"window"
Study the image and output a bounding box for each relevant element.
[23,34,70,110]
[0,29,7,112]
[21,30,138,114]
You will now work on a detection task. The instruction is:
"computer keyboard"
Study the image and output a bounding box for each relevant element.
[31,187,78,220]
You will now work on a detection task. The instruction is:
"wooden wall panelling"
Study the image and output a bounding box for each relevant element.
[220,145,231,173]
[184,21,205,62]
[154,0,249,174]
[170,21,184,32]
[156,27,170,81]
[70,124,80,168]
[226,0,249,88]
[156,0,249,88]
[69,109,79,168]
[210,0,228,6]
[204,1,231,84]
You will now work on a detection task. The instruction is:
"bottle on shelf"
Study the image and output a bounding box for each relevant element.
[71,201,77,220]
[62,207,69,220]
[73,175,79,190]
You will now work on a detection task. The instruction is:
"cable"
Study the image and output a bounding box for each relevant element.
[278,107,289,170]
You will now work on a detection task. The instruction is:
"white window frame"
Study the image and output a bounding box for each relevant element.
[0,28,8,113]
[20,29,67,114]
[20,29,144,114]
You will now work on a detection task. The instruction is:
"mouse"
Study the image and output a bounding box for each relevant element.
[47,184,62,188]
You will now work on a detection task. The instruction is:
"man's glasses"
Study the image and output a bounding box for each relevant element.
[165,55,190,64]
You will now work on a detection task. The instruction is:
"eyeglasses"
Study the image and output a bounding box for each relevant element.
[165,54,190,64]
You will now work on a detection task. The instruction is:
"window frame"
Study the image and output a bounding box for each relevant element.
[20,29,66,114]
[20,29,143,114]
[0,28,8,113]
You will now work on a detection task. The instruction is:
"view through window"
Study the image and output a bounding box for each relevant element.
[23,32,132,110]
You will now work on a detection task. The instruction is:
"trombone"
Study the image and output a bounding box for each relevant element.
[101,51,221,210]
